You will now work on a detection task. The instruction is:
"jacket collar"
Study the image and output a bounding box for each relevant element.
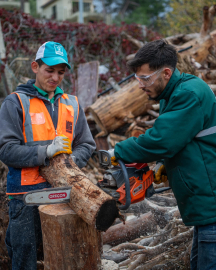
[15,79,63,103]
[155,68,181,101]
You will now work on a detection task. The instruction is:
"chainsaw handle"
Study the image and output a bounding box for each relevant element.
[117,159,131,210]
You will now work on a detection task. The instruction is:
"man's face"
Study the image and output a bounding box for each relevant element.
[136,64,170,99]
[31,62,66,93]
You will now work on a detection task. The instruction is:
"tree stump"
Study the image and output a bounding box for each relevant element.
[39,203,102,270]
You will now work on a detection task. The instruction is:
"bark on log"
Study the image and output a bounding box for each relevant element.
[39,154,121,231]
[39,204,102,270]
[102,211,157,245]
[87,80,155,135]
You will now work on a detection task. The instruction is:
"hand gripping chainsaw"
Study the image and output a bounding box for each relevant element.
[23,150,170,210]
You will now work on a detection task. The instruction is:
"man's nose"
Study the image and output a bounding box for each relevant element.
[52,72,59,81]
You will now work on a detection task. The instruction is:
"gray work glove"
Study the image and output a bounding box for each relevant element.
[46,135,72,158]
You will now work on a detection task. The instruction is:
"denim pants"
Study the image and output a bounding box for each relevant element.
[190,222,216,270]
[5,199,42,270]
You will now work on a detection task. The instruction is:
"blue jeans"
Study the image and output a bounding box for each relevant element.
[190,222,216,270]
[5,199,42,270]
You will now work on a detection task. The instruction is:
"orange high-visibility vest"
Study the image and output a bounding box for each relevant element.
[12,92,79,187]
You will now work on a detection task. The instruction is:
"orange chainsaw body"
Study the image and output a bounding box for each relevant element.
[117,170,154,205]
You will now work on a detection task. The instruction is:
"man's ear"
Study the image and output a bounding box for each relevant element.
[31,61,39,74]
[164,68,172,80]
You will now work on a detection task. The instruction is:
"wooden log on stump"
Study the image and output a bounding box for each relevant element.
[87,80,155,135]
[39,154,121,231]
[39,203,102,270]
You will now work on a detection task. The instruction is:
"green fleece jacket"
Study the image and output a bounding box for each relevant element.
[114,68,216,226]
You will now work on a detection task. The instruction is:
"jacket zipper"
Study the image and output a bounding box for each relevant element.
[51,103,57,136]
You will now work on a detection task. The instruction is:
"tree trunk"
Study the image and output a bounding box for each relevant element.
[87,80,155,135]
[39,203,102,270]
[39,154,121,231]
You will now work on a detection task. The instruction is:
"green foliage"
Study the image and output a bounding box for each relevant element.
[124,0,170,27]
[104,0,170,28]
[164,0,216,36]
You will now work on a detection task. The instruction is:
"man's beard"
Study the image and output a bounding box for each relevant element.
[148,77,164,100]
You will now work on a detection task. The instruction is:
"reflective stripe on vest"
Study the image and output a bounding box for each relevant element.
[195,126,216,138]
[14,92,79,186]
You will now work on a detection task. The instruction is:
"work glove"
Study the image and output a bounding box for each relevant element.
[46,135,72,158]
[153,162,167,184]
[107,149,119,166]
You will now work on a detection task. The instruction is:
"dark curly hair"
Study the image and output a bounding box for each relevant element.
[127,39,177,73]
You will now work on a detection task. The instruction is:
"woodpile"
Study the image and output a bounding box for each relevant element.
[101,191,193,269]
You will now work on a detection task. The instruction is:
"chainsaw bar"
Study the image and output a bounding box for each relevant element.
[23,187,71,206]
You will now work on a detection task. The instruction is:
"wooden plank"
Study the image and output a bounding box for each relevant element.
[0,20,6,59]
[77,61,99,109]
[94,136,109,151]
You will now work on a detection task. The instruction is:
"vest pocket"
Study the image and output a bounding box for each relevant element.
[21,167,46,185]
[169,166,194,209]
[30,112,45,125]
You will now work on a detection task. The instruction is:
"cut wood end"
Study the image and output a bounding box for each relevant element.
[95,200,122,231]
[39,203,76,215]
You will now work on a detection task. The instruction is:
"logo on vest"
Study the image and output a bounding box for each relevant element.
[66,121,72,134]
[54,44,64,56]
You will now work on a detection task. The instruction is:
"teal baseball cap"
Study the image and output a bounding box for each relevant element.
[35,41,71,69]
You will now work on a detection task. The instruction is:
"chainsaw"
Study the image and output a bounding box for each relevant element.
[23,150,170,210]
[97,150,170,210]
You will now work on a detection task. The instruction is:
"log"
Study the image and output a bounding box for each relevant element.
[87,80,155,135]
[129,126,147,138]
[102,211,157,245]
[192,37,213,64]
[107,133,127,148]
[39,154,121,231]
[165,33,200,45]
[39,204,102,270]
[201,69,216,82]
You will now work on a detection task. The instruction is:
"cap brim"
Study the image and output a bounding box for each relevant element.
[41,57,71,69]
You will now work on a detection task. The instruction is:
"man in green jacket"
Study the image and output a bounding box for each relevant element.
[112,39,216,270]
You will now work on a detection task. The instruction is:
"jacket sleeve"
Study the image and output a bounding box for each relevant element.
[114,90,204,163]
[0,96,48,168]
[72,104,96,168]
